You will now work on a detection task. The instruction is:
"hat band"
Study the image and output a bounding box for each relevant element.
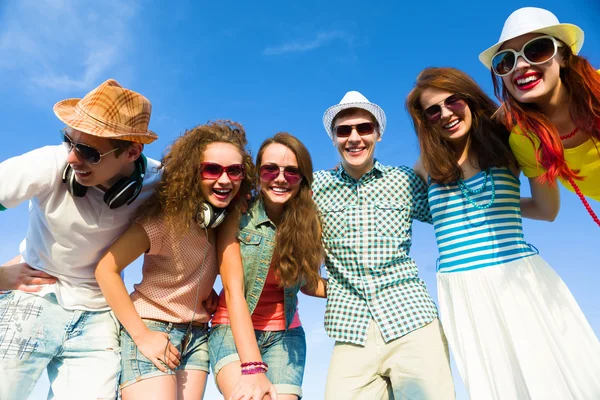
[74,103,151,136]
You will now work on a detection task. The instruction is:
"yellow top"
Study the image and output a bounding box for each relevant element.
[509,126,600,201]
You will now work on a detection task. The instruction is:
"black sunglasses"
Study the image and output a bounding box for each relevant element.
[62,131,118,164]
[334,122,377,137]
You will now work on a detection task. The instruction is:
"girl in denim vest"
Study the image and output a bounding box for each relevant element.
[209,133,326,400]
[96,121,255,399]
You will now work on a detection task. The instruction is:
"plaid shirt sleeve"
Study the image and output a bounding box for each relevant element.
[405,167,433,224]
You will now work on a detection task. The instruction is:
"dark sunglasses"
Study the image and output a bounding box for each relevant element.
[423,94,468,124]
[199,162,246,181]
[259,164,303,185]
[492,35,563,77]
[334,122,376,137]
[62,131,118,164]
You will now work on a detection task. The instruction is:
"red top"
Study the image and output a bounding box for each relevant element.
[211,268,301,331]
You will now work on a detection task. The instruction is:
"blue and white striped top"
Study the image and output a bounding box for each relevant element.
[428,167,536,274]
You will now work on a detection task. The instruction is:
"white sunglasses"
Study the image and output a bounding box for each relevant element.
[492,35,564,77]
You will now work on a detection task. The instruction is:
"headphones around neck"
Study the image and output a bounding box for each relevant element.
[62,154,147,210]
[196,202,227,229]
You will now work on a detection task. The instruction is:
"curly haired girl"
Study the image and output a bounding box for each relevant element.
[96,120,255,399]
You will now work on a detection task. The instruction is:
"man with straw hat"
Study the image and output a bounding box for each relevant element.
[313,91,455,399]
[0,79,161,399]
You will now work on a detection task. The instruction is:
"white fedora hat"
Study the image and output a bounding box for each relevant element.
[322,90,387,139]
[479,7,584,69]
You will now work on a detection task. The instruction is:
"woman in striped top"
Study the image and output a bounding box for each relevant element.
[406,67,600,399]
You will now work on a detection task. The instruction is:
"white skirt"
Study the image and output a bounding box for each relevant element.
[437,254,600,400]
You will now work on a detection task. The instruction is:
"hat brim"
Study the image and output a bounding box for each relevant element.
[322,102,387,139]
[54,99,158,144]
[479,23,585,69]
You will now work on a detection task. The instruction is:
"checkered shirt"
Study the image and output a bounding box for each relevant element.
[312,160,438,346]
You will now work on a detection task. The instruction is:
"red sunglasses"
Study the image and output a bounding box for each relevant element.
[259,164,303,185]
[199,162,245,181]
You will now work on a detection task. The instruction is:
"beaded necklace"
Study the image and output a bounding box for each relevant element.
[457,169,496,210]
[559,126,578,140]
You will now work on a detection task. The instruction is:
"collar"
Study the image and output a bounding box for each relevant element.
[250,198,275,227]
[335,159,384,183]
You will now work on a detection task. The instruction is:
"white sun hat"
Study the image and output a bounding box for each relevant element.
[322,90,387,139]
[479,7,585,70]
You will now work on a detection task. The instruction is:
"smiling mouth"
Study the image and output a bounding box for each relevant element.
[271,187,291,194]
[443,120,460,129]
[213,188,232,198]
[73,170,91,177]
[346,147,365,153]
[514,73,542,87]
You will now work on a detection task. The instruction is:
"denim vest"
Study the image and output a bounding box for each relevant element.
[237,199,300,330]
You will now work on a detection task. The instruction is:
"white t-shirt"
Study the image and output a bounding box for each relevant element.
[0,145,161,311]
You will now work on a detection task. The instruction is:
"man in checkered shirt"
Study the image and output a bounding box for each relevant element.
[314,90,455,399]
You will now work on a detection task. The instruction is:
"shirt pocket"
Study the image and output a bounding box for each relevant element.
[374,202,409,238]
[237,231,263,264]
[318,206,347,239]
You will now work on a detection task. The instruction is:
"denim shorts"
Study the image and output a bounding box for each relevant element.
[208,324,306,397]
[120,319,210,389]
[0,291,120,400]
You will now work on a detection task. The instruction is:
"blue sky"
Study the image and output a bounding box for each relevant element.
[1,1,598,399]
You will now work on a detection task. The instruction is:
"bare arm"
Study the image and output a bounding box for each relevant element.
[300,277,327,298]
[95,222,180,371]
[413,157,428,184]
[520,177,560,221]
[218,214,277,400]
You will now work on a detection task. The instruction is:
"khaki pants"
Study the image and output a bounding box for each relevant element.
[325,318,455,400]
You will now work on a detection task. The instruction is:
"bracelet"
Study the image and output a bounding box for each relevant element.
[240,361,268,368]
[240,361,268,375]
[241,367,267,375]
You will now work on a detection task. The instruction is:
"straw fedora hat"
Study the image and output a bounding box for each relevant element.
[322,91,387,139]
[479,7,585,70]
[53,79,158,144]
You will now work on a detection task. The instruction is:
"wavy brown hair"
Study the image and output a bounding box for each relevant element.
[256,133,323,291]
[492,43,600,183]
[406,67,514,184]
[135,120,255,234]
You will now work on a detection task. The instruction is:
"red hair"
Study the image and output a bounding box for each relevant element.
[492,44,600,183]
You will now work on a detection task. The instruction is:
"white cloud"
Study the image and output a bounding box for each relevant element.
[0,0,138,92]
[263,30,354,55]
